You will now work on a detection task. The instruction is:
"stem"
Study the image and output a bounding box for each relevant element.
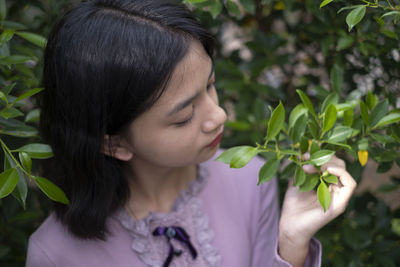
[0,138,31,178]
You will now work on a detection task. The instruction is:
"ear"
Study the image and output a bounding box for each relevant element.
[103,134,134,161]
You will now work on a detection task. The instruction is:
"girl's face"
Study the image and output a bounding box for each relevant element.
[119,41,227,169]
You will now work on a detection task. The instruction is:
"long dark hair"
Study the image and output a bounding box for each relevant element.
[40,0,215,240]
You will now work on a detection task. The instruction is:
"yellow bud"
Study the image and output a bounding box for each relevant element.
[358,150,368,166]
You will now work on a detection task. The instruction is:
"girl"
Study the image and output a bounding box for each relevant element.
[26,0,356,266]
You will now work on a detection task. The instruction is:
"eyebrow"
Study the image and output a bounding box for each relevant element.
[167,63,215,117]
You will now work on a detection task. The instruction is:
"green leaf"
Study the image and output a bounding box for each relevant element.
[309,150,335,166]
[323,174,338,184]
[322,104,337,136]
[290,114,307,143]
[1,82,16,96]
[322,140,351,150]
[225,121,251,131]
[25,109,40,123]
[327,126,353,142]
[300,137,309,154]
[0,55,32,65]
[376,151,398,163]
[0,107,24,119]
[296,90,316,118]
[15,31,47,49]
[0,29,14,47]
[343,109,354,126]
[360,100,369,126]
[19,152,32,173]
[320,0,334,8]
[289,104,307,129]
[357,138,368,150]
[266,102,285,143]
[370,100,389,127]
[337,5,364,14]
[239,0,256,14]
[366,92,378,110]
[346,5,366,32]
[258,156,279,184]
[12,168,27,209]
[215,146,249,164]
[230,146,258,168]
[0,0,6,21]
[0,91,6,102]
[15,143,53,159]
[330,64,344,92]
[381,30,398,40]
[33,176,70,205]
[310,141,320,155]
[373,113,400,129]
[13,87,43,103]
[299,173,319,192]
[209,0,223,18]
[294,165,306,186]
[0,117,38,137]
[0,168,19,198]
[336,35,354,51]
[321,93,339,113]
[381,11,400,18]
[370,133,396,145]
[317,180,331,212]
[227,0,241,18]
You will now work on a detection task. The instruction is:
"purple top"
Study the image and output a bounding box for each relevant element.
[26,150,321,267]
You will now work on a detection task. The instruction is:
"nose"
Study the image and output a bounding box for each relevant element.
[201,101,227,133]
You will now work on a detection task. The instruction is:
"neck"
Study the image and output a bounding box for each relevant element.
[123,159,197,220]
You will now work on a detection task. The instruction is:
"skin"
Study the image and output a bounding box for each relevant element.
[107,41,357,266]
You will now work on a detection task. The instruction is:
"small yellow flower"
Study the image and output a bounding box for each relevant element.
[358,150,368,166]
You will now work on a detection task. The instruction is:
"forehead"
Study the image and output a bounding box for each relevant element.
[153,41,213,108]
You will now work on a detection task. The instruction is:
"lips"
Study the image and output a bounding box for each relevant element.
[207,132,223,147]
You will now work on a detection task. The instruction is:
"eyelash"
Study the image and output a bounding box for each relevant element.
[175,81,215,127]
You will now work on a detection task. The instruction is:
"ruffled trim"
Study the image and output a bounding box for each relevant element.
[115,164,221,267]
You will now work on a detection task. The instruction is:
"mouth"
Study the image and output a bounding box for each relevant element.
[206,132,224,148]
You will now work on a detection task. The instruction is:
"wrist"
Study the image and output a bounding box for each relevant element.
[278,229,311,267]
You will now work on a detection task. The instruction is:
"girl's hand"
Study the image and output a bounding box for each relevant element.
[277,155,357,267]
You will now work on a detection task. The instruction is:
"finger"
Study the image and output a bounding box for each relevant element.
[302,164,318,173]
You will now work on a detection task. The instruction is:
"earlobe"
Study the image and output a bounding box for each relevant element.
[103,134,134,161]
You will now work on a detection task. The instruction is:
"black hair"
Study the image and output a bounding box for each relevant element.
[40,0,215,240]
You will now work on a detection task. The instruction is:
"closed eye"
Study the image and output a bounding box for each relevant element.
[174,107,194,127]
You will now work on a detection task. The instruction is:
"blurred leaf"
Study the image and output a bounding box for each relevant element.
[370,99,389,127]
[0,55,32,65]
[15,31,47,49]
[366,91,378,110]
[15,143,53,159]
[289,104,307,129]
[320,0,334,8]
[346,5,366,32]
[0,107,24,119]
[317,180,331,212]
[357,138,368,150]
[1,82,16,96]
[0,117,38,137]
[13,87,43,103]
[300,137,309,154]
[25,108,40,123]
[327,126,353,142]
[321,93,339,113]
[11,167,27,209]
[310,140,320,155]
[336,35,354,51]
[0,29,14,47]
[381,11,400,19]
[225,121,251,131]
[360,100,370,127]
[322,104,337,136]
[370,133,396,144]
[309,150,335,166]
[266,102,285,143]
[209,0,223,18]
[0,168,19,198]
[377,151,398,163]
[330,64,343,93]
[296,90,316,118]
[0,0,6,21]
[299,173,319,192]
[258,156,279,184]
[230,146,258,168]
[373,113,400,129]
[343,108,354,126]
[239,0,256,14]
[227,0,241,18]
[18,152,32,173]
[290,114,307,143]
[294,165,306,186]
[33,176,70,205]
[323,174,338,184]
[381,30,398,40]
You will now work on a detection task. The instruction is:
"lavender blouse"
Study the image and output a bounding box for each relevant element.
[26,150,321,267]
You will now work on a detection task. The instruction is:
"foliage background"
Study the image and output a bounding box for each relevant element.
[0,0,399,266]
